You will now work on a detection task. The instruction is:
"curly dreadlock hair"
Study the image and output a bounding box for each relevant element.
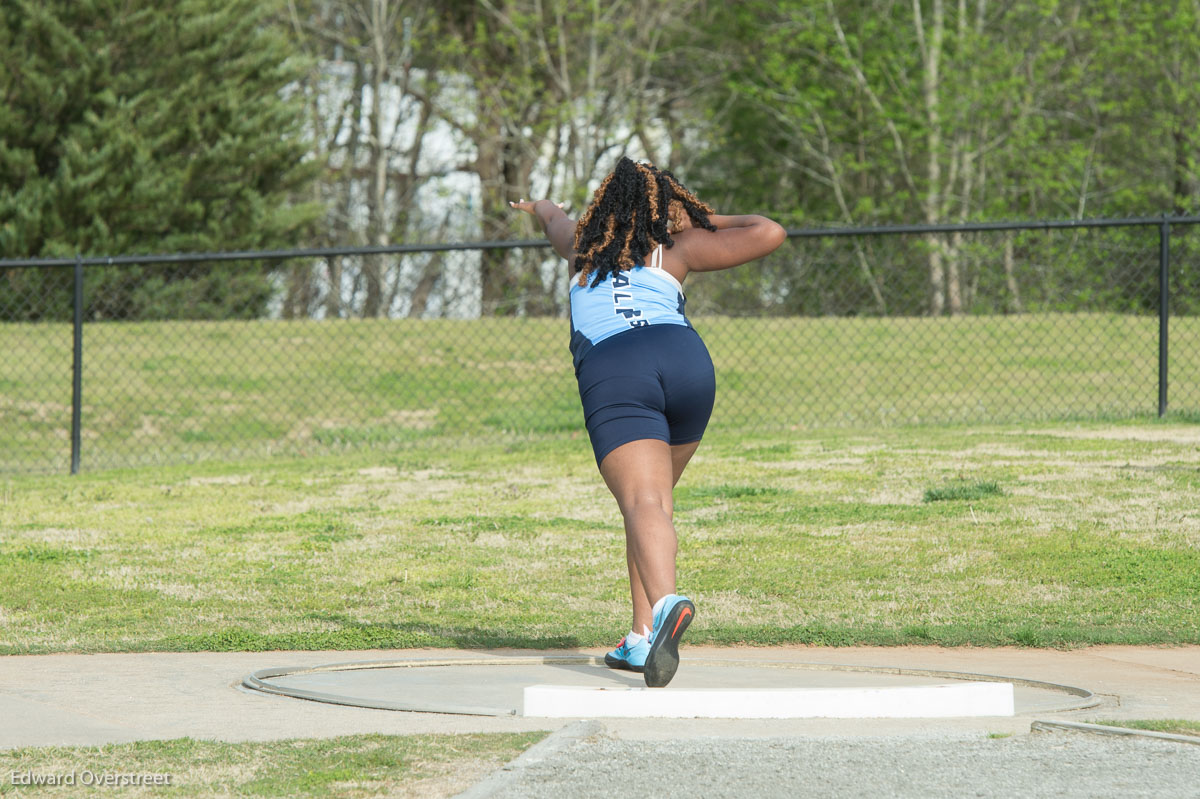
[573,157,716,287]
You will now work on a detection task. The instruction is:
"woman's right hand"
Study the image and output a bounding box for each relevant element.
[509,199,564,217]
[511,199,577,263]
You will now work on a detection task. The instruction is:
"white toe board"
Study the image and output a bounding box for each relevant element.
[523,681,1015,719]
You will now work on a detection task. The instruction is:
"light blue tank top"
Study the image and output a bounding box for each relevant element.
[568,245,690,370]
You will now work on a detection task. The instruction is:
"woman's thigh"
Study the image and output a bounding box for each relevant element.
[599,438,675,514]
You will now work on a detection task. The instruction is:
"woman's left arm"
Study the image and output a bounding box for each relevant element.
[510,199,577,263]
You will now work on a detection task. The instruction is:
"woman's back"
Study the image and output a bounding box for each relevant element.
[568,246,690,369]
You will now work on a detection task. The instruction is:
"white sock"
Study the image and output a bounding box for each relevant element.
[625,630,646,645]
[651,594,670,621]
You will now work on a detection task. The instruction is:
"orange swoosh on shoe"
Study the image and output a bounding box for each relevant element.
[671,606,693,638]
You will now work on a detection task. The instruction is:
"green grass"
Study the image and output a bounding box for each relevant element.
[1089,720,1200,738]
[2,422,1198,654]
[0,733,545,797]
[3,313,1200,472]
[923,480,1003,502]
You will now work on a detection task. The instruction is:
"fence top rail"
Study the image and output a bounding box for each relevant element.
[2,215,1198,269]
[789,215,1200,238]
[0,239,548,269]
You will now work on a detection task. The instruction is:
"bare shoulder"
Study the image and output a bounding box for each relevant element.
[657,236,693,284]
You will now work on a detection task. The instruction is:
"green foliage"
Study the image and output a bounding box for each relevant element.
[4,0,1198,323]
[690,0,1200,315]
[0,0,320,320]
[704,0,1199,225]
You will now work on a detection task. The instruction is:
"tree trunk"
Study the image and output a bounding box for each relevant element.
[1173,126,1189,214]
[327,58,366,319]
[362,0,389,318]
[477,136,516,315]
[926,238,946,315]
[1003,233,1022,313]
[918,0,956,315]
[947,231,963,313]
[407,253,441,318]
[282,263,309,318]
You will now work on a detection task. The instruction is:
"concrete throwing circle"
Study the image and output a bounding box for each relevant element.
[242,656,1097,719]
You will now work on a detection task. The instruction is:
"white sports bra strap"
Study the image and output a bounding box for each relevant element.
[650,243,663,270]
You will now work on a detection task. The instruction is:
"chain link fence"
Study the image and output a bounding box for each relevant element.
[2,217,1198,474]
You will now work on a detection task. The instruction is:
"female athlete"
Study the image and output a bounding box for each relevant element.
[510,157,786,687]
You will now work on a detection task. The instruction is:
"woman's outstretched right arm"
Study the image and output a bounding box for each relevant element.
[675,214,787,273]
[510,199,577,265]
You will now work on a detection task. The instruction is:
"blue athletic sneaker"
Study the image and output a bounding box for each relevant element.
[644,594,695,688]
[604,634,648,673]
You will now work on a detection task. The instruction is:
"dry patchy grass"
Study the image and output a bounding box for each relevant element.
[0,733,544,798]
[1,422,1198,652]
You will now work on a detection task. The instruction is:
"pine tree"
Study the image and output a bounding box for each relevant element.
[0,0,319,320]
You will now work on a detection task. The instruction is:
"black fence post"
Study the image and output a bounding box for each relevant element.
[1158,218,1169,418]
[71,255,84,474]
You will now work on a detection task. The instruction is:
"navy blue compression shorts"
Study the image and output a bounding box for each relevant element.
[575,324,716,468]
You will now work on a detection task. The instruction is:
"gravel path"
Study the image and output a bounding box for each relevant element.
[480,730,1200,799]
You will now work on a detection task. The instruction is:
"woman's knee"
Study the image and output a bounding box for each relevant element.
[618,490,673,520]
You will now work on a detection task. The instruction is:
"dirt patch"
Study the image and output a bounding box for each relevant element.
[391,756,516,799]
[17,527,104,545]
[386,409,437,429]
[357,466,399,479]
[0,398,70,419]
[334,470,463,505]
[187,474,256,486]
[133,416,162,438]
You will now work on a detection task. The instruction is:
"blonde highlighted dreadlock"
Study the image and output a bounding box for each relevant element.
[573,157,715,287]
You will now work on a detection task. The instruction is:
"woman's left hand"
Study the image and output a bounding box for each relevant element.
[668,200,693,233]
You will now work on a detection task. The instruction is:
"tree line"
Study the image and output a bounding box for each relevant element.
[1,0,1197,321]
